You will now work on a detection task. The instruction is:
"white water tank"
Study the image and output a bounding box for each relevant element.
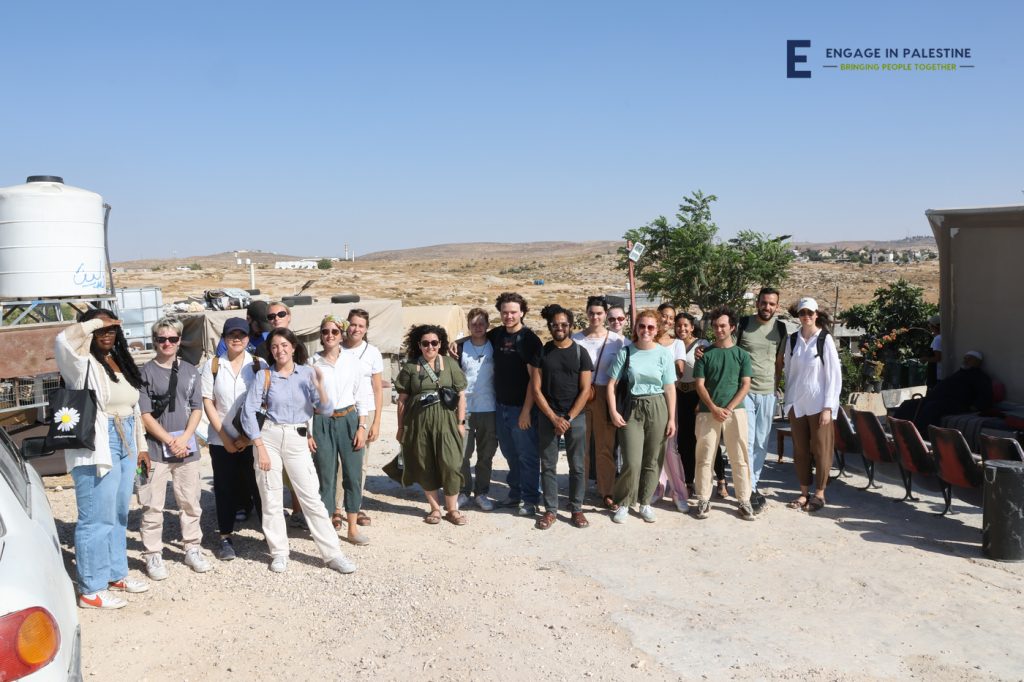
[0,176,109,299]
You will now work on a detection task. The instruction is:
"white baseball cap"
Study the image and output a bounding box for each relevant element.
[797,297,818,313]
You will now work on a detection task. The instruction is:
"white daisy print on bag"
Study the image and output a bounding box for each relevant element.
[54,407,81,432]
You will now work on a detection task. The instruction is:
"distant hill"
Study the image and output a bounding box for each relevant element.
[791,236,936,251]
[359,241,621,261]
[114,250,315,269]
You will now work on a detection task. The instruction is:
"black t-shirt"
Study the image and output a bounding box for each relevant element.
[531,341,594,415]
[488,326,543,406]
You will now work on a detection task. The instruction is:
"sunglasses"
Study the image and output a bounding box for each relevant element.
[608,316,626,323]
[636,324,658,331]
[266,310,289,321]
[548,322,570,329]
[155,336,180,344]
[94,326,119,337]
[798,310,816,318]
[320,328,342,336]
[419,339,440,348]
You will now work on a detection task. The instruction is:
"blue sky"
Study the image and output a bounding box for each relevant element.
[3,1,1021,260]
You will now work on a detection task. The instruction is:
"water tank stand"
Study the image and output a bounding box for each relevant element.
[0,295,116,327]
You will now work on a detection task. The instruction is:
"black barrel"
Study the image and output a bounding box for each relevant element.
[282,295,313,306]
[330,294,360,304]
[982,460,1024,561]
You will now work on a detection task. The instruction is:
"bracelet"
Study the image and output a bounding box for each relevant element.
[357,423,367,429]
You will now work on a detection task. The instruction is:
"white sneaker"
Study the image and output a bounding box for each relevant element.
[184,548,211,574]
[145,554,168,581]
[639,505,656,523]
[108,577,149,593]
[612,505,629,524]
[79,590,127,610]
[269,556,288,573]
[456,493,471,508]
[326,555,357,574]
[475,494,494,512]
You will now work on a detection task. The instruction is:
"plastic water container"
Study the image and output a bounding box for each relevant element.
[0,176,108,298]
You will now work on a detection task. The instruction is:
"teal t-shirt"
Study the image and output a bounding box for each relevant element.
[607,344,676,396]
[693,344,753,412]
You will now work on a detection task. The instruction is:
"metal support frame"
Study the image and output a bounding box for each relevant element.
[1,296,116,327]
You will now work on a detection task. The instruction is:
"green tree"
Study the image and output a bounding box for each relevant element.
[838,279,936,336]
[618,191,794,313]
[317,258,333,270]
[188,262,202,271]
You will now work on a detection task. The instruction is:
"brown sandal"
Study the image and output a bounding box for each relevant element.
[535,511,556,530]
[356,511,372,527]
[443,510,468,526]
[423,509,442,525]
[331,512,344,530]
[787,496,808,510]
[602,495,618,511]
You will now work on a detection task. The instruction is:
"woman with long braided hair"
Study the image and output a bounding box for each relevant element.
[55,308,149,609]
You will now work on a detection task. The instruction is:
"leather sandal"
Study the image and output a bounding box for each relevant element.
[602,495,618,511]
[356,511,372,527]
[423,509,442,525]
[570,511,589,529]
[787,496,808,510]
[444,510,468,526]
[535,511,556,530]
[807,497,826,512]
[331,512,344,530]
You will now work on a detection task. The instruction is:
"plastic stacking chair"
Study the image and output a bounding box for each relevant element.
[979,434,1024,463]
[928,425,984,515]
[831,406,859,480]
[851,409,899,490]
[887,416,939,503]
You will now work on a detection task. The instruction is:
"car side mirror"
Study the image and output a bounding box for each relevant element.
[20,437,56,460]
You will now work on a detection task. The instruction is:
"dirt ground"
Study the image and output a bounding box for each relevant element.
[46,406,1023,681]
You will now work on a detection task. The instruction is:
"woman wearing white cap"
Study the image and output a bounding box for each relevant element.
[783,297,841,512]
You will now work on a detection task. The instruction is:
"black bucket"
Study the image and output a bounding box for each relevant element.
[982,460,1024,561]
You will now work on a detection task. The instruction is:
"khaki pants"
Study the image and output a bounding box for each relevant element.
[584,387,618,498]
[788,408,834,493]
[694,410,752,503]
[139,457,203,555]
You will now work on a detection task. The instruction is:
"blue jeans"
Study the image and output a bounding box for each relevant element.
[495,403,540,505]
[71,416,137,594]
[743,392,777,490]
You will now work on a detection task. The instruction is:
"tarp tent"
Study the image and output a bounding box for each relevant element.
[401,305,467,344]
[176,298,403,365]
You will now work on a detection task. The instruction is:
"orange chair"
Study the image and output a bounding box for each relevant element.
[887,416,939,503]
[851,409,899,490]
[979,434,1024,463]
[928,425,984,515]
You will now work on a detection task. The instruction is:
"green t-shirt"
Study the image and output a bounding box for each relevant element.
[693,345,753,412]
[737,316,785,394]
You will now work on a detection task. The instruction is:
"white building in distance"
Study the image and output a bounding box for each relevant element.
[274,260,318,270]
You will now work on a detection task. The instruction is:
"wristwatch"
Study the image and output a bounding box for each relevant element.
[357,423,367,430]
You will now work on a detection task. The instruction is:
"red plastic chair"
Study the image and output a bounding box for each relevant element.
[831,406,858,480]
[851,409,899,490]
[928,425,984,515]
[887,416,939,503]
[979,434,1024,463]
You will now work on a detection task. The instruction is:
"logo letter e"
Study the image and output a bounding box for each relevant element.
[787,40,811,78]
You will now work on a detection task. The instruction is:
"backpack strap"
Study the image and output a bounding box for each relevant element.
[736,316,749,346]
[789,330,829,364]
[211,355,219,380]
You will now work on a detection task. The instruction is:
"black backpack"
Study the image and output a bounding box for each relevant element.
[788,329,829,364]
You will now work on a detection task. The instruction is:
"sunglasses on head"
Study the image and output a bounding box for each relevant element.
[155,335,180,344]
[320,328,342,336]
[266,310,289,321]
[420,339,440,348]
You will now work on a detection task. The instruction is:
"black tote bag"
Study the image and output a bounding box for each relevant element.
[45,362,98,451]
[614,346,633,422]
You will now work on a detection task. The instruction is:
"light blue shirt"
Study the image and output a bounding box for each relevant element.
[607,345,676,397]
[240,365,332,437]
[460,339,496,413]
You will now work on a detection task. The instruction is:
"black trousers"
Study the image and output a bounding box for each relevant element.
[210,444,261,535]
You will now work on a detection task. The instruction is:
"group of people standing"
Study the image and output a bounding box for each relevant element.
[55,286,841,610]
[55,301,385,609]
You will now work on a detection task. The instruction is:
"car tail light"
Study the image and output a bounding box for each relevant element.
[0,606,60,680]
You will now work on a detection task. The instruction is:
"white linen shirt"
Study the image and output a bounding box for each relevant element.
[783,330,842,418]
[572,330,625,386]
[201,352,268,445]
[309,351,369,417]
